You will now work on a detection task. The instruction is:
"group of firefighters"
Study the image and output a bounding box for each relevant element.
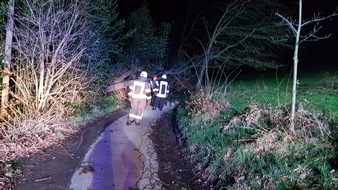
[126,71,169,126]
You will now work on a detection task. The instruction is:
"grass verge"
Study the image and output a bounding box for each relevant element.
[176,68,338,189]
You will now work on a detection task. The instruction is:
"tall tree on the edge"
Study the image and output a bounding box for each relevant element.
[1,0,15,118]
[276,0,337,132]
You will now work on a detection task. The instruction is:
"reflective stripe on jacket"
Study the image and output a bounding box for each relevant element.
[128,79,151,99]
[155,80,169,98]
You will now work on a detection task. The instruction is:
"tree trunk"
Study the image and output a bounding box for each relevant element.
[111,68,138,83]
[290,0,303,131]
[196,64,205,91]
[1,0,15,117]
[106,68,138,92]
[106,80,132,92]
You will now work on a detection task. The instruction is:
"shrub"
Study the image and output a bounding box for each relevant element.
[184,90,230,122]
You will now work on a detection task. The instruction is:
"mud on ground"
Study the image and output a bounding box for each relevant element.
[149,109,202,190]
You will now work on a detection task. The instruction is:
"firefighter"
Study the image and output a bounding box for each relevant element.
[153,74,169,111]
[150,75,159,106]
[127,71,151,125]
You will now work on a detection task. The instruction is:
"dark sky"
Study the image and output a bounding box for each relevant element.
[297,1,338,66]
[116,0,338,67]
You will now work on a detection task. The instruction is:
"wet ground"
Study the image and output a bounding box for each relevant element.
[14,107,201,189]
[149,109,201,190]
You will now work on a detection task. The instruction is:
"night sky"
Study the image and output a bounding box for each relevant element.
[117,0,338,67]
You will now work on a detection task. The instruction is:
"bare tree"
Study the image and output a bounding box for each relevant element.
[276,0,337,131]
[10,0,92,114]
[1,0,15,118]
[183,0,288,91]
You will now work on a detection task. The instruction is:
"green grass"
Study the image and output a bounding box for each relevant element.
[176,66,338,189]
[227,68,338,118]
[69,94,124,125]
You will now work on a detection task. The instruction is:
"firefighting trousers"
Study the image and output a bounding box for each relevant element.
[153,97,167,111]
[128,98,147,122]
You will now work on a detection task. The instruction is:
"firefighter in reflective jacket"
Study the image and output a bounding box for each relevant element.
[152,74,169,111]
[127,71,151,125]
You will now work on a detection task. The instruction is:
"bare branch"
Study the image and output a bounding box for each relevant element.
[276,4,338,44]
[275,12,297,35]
[11,0,92,112]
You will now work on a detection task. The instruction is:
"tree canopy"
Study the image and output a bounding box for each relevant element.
[120,4,171,72]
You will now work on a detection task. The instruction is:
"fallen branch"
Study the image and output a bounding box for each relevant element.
[34,177,51,182]
[106,68,138,92]
[106,80,132,92]
[233,138,256,143]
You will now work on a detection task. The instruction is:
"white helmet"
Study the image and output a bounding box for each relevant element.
[162,74,167,79]
[140,71,148,78]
